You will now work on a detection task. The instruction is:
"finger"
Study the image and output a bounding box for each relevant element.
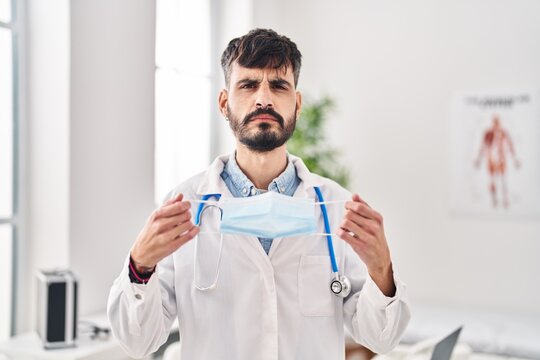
[155,211,193,233]
[337,228,377,260]
[337,227,357,244]
[337,228,367,249]
[163,193,183,206]
[155,200,192,219]
[343,210,381,236]
[351,193,368,206]
[338,217,369,241]
[340,218,364,239]
[171,226,200,248]
[166,220,197,241]
[339,220,374,244]
[171,193,184,203]
[345,201,383,224]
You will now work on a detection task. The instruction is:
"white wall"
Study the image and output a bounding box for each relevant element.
[69,0,156,317]
[252,0,540,313]
[21,0,155,332]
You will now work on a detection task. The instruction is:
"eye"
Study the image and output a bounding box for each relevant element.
[240,82,257,89]
[271,81,289,90]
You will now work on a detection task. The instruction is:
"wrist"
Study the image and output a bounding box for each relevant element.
[368,262,396,297]
[368,260,392,277]
[130,251,155,273]
[128,255,155,284]
[133,261,155,274]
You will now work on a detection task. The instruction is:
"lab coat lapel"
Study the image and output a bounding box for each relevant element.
[199,154,274,268]
[195,153,230,196]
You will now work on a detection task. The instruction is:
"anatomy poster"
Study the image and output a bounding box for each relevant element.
[449,90,540,217]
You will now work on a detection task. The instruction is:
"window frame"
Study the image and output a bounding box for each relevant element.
[0,0,19,338]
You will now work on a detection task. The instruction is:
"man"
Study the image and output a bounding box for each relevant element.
[108,28,410,360]
[474,114,520,208]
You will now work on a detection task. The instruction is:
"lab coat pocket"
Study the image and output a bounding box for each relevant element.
[298,255,335,317]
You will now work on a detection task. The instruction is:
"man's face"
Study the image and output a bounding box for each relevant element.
[219,62,302,152]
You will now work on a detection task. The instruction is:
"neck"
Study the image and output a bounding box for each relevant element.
[235,143,288,190]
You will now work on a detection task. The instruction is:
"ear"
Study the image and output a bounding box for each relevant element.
[218,89,228,118]
[295,91,303,119]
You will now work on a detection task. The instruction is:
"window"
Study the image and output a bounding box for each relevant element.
[155,0,212,203]
[0,0,16,341]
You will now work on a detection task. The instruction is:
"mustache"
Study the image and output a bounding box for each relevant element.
[242,108,284,127]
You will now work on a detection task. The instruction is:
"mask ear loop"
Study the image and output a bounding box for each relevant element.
[194,204,224,291]
[313,187,352,298]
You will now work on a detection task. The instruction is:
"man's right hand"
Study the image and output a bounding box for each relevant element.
[130,193,199,273]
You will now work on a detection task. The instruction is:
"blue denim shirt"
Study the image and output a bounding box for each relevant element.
[220,153,301,254]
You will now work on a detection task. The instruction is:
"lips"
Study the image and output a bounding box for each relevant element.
[242,108,285,127]
[251,116,277,122]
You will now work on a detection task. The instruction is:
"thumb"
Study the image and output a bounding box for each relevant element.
[165,193,184,205]
[352,193,369,207]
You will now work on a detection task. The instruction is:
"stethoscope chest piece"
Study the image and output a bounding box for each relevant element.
[330,274,351,298]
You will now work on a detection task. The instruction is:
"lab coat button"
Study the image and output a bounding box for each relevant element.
[134,294,142,300]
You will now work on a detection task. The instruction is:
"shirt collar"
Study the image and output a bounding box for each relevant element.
[222,152,298,197]
[196,153,323,196]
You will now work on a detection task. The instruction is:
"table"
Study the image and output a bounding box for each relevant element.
[0,313,148,360]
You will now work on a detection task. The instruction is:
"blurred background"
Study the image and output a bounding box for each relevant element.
[1,0,539,359]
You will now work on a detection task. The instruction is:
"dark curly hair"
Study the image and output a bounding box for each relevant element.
[221,28,302,88]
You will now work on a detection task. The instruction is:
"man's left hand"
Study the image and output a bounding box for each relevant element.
[337,194,396,297]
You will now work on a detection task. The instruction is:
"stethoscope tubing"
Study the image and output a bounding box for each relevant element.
[194,187,340,274]
[195,193,222,225]
[313,187,340,274]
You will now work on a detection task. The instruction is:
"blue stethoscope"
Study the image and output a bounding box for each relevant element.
[195,186,351,297]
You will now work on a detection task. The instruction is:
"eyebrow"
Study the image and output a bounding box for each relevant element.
[269,78,292,88]
[236,78,259,87]
[236,77,292,88]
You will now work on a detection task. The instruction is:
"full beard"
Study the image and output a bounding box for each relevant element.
[227,105,297,153]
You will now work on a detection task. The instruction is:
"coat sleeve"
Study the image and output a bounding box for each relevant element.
[342,243,411,354]
[107,253,177,359]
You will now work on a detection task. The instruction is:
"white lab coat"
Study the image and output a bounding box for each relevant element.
[107,154,410,360]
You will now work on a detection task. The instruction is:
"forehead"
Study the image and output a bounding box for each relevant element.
[229,62,295,83]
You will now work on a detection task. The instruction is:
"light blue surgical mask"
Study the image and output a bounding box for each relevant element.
[190,192,348,292]
[219,191,317,238]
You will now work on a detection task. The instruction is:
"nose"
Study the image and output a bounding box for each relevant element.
[255,84,274,110]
